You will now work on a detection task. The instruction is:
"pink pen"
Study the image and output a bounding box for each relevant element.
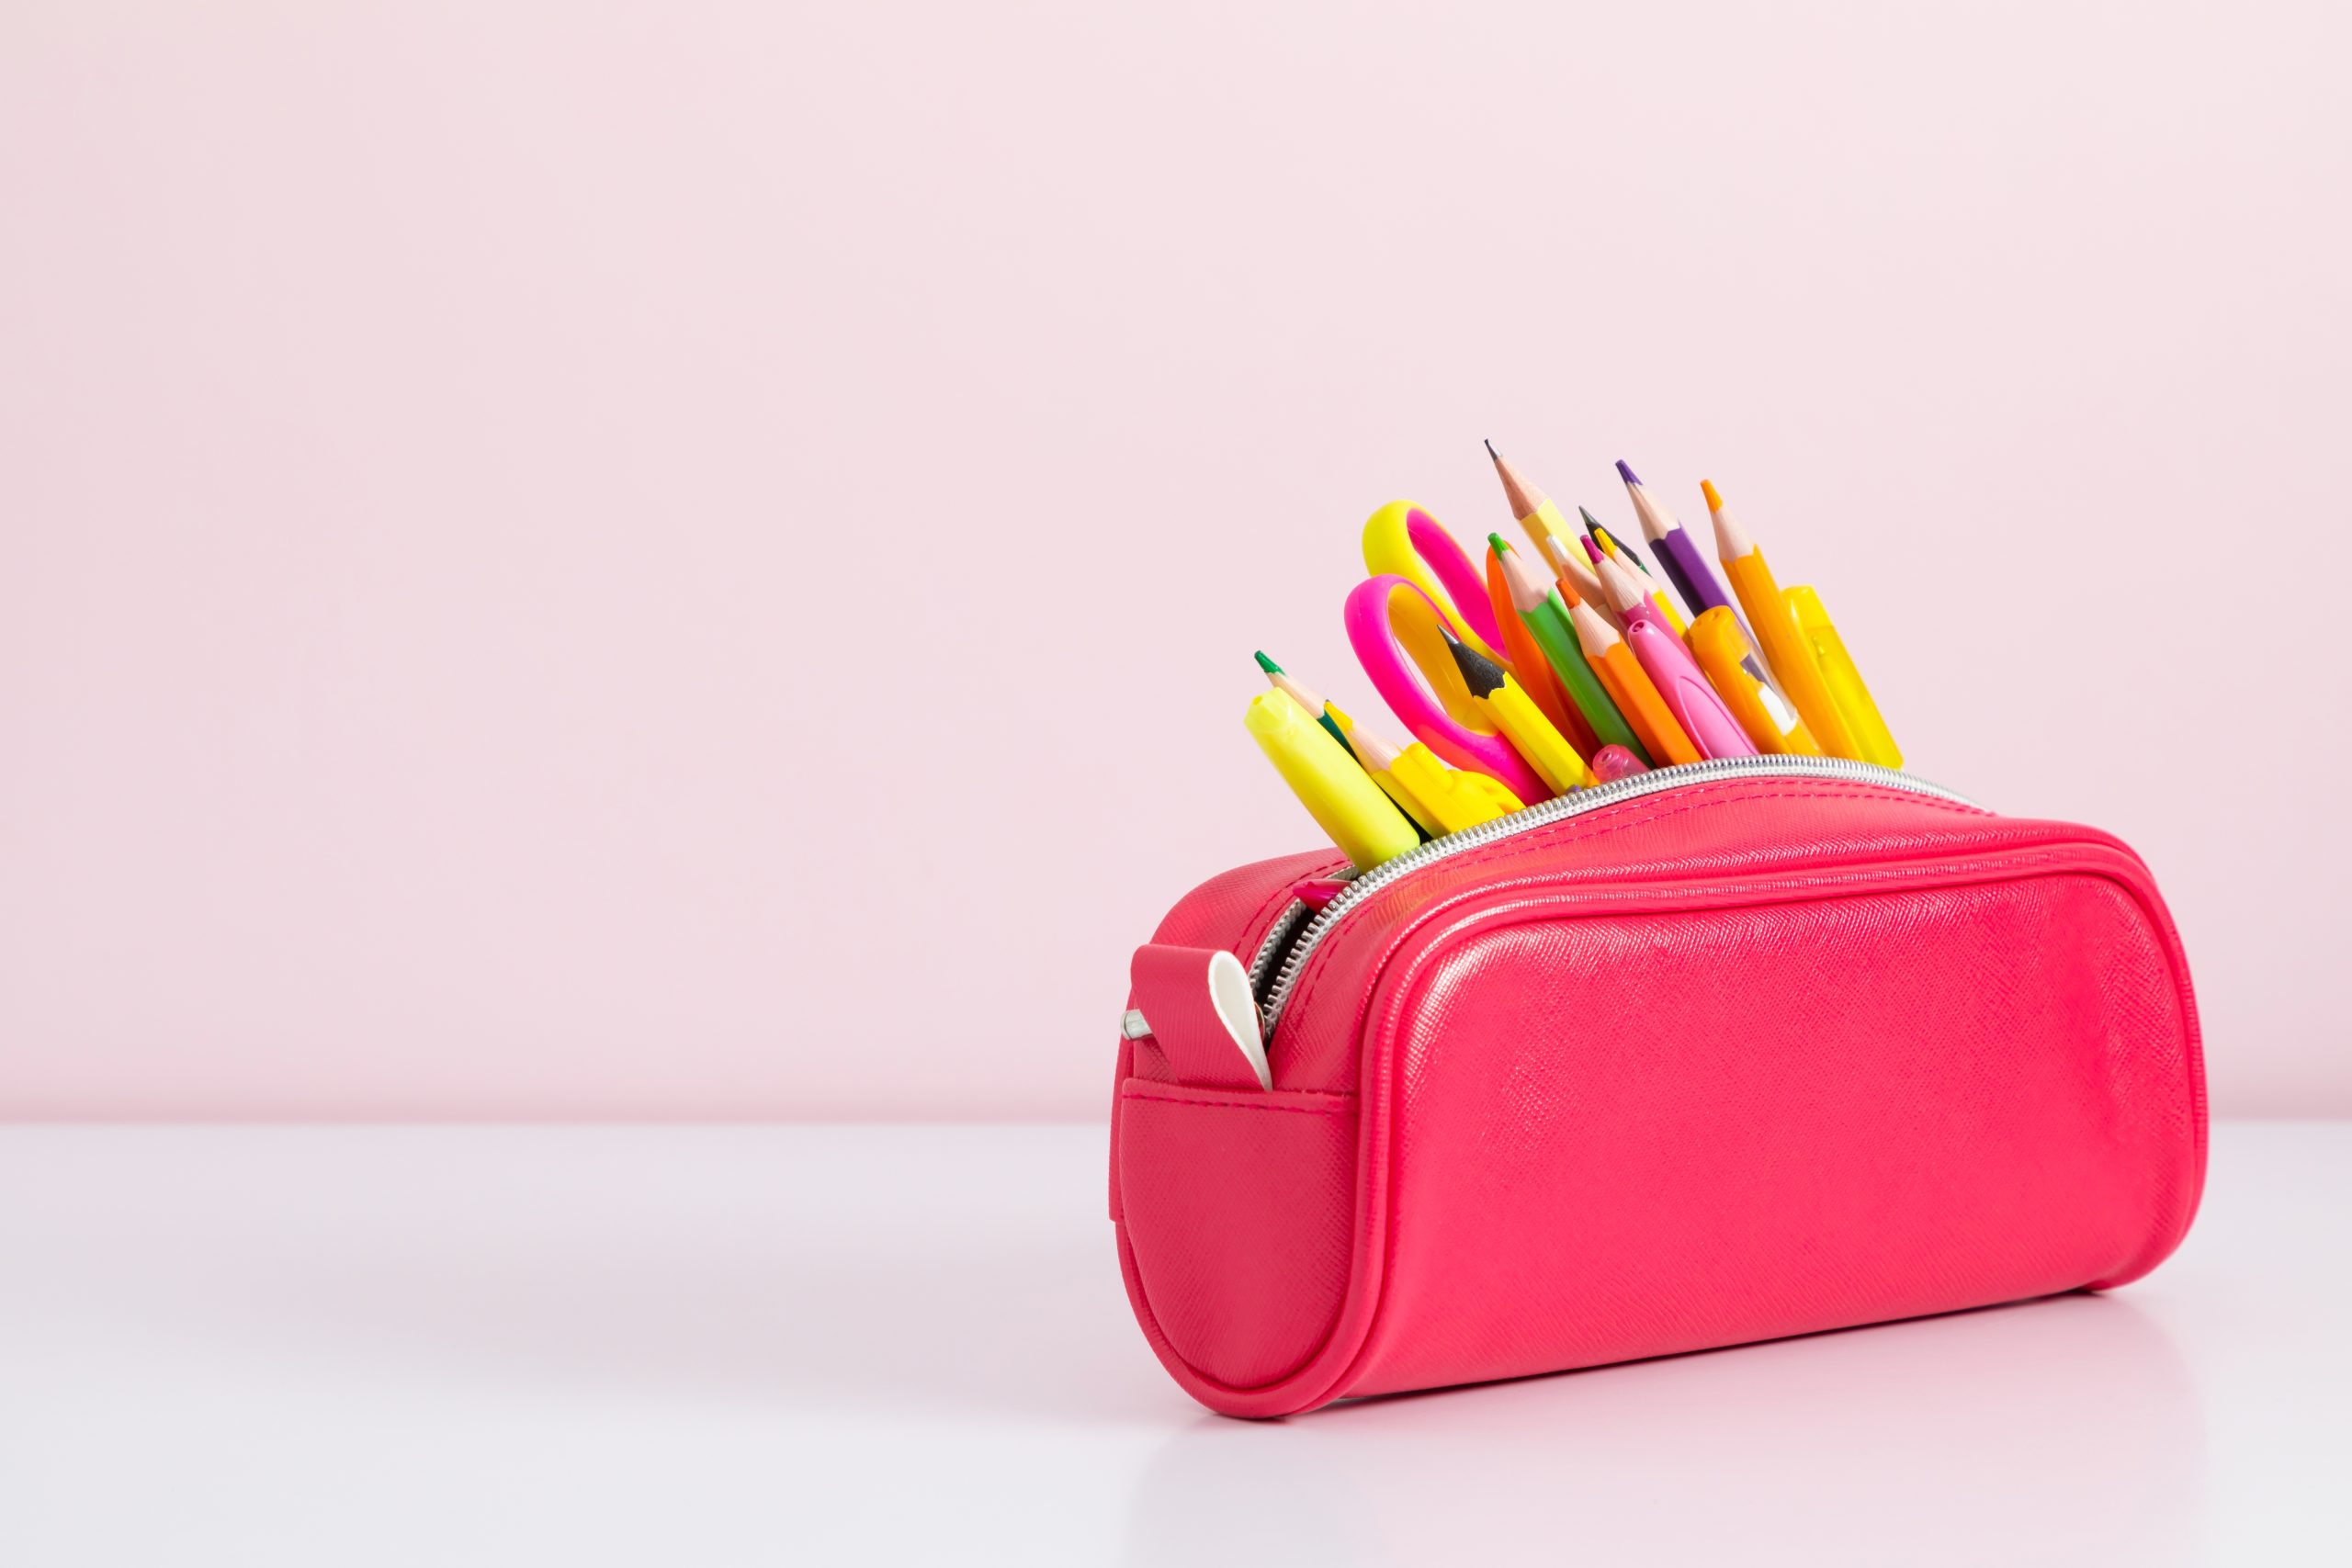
[1593,556,1758,761]
[1590,744,1649,782]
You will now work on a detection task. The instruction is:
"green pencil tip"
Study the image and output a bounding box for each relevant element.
[1253,650,1283,675]
[1487,532,1512,555]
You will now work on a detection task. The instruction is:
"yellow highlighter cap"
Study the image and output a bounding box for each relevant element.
[1388,743,1521,834]
[1784,587,1902,770]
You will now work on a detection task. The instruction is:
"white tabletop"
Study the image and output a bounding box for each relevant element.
[1,1122,2345,1565]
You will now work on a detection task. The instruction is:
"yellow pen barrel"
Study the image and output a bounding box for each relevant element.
[1484,678,1594,795]
[1650,590,1689,637]
[1785,586,1902,770]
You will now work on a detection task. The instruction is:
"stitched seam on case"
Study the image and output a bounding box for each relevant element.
[1124,1091,1354,1118]
[1290,783,1746,1027]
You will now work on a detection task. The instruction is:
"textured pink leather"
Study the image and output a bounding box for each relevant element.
[1111,777,2206,1417]
[1127,945,1263,1091]
[1117,1081,1356,1387]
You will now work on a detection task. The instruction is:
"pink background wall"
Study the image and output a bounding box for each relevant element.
[3,3,2346,1119]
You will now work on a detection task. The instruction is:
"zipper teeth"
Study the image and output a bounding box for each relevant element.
[1253,755,1980,1034]
[1244,895,1320,996]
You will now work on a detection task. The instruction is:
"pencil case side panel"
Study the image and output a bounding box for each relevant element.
[1108,849,1362,1393]
[1108,848,1345,1225]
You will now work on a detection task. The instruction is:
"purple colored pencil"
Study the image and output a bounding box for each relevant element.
[1614,459,1737,619]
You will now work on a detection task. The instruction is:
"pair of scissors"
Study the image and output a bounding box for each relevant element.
[1344,501,1549,806]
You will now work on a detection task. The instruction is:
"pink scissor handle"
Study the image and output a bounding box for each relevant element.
[1344,574,1549,807]
[1360,502,1510,661]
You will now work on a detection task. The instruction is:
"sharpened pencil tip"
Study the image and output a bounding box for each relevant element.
[1253,650,1283,676]
[1615,459,1641,486]
[1484,437,1498,462]
[1487,532,1512,556]
[1700,479,1724,512]
[1578,506,1602,531]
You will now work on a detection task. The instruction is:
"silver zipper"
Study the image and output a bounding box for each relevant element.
[1251,755,1980,1035]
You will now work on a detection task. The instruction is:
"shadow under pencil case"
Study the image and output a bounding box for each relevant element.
[1107,756,2206,1418]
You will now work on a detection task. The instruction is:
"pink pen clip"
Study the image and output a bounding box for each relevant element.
[1344,573,1550,805]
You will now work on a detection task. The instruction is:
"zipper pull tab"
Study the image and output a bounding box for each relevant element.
[1123,945,1272,1090]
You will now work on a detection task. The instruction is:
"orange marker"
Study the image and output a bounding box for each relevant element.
[1702,480,1860,759]
[1689,606,1821,755]
[1566,599,1702,766]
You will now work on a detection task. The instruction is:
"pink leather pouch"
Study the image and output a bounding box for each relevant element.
[1109,757,2205,1417]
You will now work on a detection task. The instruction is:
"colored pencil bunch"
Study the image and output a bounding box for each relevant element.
[1246,446,1902,873]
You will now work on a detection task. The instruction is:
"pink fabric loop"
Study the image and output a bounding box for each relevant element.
[1127,944,1268,1091]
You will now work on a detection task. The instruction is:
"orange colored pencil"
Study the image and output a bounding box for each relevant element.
[1567,599,1701,766]
[1485,538,1592,751]
[1702,479,1861,760]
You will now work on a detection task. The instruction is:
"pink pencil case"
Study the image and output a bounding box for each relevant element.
[1109,756,2205,1418]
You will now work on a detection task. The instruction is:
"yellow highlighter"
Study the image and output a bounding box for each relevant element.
[1785,586,1902,769]
[1442,627,1596,795]
[1245,690,1421,872]
[1689,606,1821,756]
[1339,707,1523,836]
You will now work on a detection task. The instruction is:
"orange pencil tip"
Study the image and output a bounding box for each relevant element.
[1700,479,1724,512]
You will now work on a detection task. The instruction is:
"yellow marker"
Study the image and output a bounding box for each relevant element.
[1703,480,1861,759]
[1689,606,1820,756]
[1786,586,1902,769]
[1244,690,1420,872]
